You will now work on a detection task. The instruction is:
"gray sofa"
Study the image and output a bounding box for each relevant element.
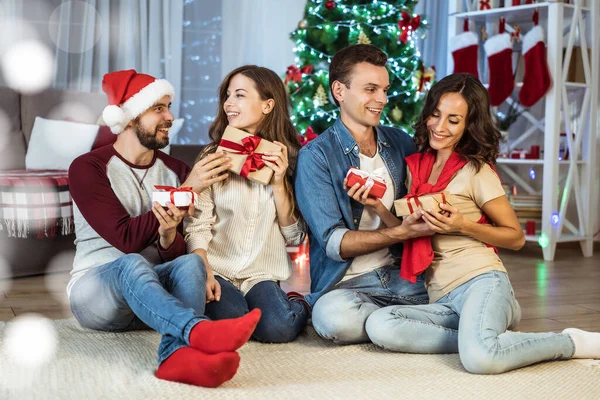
[0,86,201,279]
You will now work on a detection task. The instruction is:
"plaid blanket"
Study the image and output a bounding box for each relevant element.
[0,170,74,239]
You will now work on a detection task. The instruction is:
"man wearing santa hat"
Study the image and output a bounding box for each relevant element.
[67,69,261,388]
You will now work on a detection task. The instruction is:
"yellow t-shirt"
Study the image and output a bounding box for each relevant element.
[407,162,507,303]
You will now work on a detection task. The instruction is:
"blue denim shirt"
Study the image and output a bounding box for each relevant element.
[294,118,416,306]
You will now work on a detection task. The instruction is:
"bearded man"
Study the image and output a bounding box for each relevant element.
[67,70,260,388]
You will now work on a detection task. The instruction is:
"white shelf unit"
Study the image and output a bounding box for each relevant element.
[447,0,598,260]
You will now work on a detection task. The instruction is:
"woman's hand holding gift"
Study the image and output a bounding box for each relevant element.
[421,203,466,234]
[182,152,231,193]
[262,141,289,188]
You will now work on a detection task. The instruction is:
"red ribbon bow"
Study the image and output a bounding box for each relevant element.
[403,192,447,214]
[297,126,318,146]
[285,64,314,84]
[153,185,196,204]
[398,11,421,44]
[479,0,491,10]
[218,135,266,178]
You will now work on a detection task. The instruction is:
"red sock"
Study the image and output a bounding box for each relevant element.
[190,308,261,354]
[156,347,240,388]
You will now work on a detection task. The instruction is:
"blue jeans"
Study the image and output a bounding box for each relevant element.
[205,277,308,343]
[69,254,208,365]
[366,271,576,374]
[311,266,428,344]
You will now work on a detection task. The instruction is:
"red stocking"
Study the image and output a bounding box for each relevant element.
[519,25,552,107]
[450,31,479,78]
[484,32,514,106]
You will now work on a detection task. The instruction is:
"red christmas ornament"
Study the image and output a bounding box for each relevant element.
[398,11,421,44]
[298,126,318,146]
[325,1,335,11]
[285,64,313,84]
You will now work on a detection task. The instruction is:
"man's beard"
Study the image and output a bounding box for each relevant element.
[135,120,170,150]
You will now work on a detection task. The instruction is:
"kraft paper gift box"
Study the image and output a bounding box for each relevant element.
[152,186,195,210]
[394,191,453,217]
[345,167,387,199]
[216,125,280,185]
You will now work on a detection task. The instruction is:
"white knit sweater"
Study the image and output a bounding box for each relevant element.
[184,174,306,294]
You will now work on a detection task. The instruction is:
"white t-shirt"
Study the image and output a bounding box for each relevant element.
[342,151,396,281]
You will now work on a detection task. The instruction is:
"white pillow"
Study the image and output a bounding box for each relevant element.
[25,117,99,170]
[160,118,184,155]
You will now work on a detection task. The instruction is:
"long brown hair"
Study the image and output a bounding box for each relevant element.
[201,65,301,213]
[412,73,501,171]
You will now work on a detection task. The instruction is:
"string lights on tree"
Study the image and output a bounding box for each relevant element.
[285,0,433,140]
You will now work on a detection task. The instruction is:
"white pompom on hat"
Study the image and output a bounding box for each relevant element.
[101,69,175,134]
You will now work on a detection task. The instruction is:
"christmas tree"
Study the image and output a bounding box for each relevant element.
[285,0,435,143]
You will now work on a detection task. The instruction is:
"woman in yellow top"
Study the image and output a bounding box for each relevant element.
[356,73,599,374]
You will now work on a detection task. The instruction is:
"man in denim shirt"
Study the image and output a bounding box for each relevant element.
[295,44,433,344]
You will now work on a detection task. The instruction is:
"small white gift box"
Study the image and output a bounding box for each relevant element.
[152,186,195,209]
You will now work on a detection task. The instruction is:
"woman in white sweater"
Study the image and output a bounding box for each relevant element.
[185,65,309,343]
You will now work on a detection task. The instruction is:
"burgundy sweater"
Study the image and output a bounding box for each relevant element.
[66,145,190,296]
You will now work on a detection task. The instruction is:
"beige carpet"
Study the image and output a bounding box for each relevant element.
[0,318,599,400]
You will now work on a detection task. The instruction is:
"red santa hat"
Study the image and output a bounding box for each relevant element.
[101,69,175,134]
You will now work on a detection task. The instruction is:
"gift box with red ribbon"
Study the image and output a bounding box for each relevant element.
[152,185,196,209]
[216,125,280,185]
[345,167,387,199]
[509,148,528,159]
[394,191,453,217]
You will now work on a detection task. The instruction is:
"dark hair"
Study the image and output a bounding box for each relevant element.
[412,73,501,171]
[201,65,300,214]
[329,44,388,106]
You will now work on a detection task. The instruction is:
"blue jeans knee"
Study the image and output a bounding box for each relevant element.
[312,289,374,344]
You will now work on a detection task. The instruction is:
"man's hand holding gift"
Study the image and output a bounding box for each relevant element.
[344,176,380,208]
[394,192,454,218]
[152,185,197,248]
[152,200,195,249]
[344,166,387,207]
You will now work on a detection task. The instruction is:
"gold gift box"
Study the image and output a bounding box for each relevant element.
[216,125,280,185]
[394,191,453,217]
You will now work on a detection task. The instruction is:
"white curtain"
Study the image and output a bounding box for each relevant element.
[51,0,184,116]
[415,0,449,77]
[220,0,305,79]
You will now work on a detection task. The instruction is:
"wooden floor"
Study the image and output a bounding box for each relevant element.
[1,242,599,333]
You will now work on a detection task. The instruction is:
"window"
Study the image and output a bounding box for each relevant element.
[179,0,222,144]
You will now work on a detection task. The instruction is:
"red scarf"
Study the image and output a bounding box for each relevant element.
[400,151,495,283]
